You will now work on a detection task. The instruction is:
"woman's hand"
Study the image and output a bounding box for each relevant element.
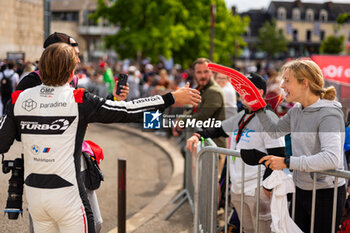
[259,155,287,170]
[186,135,200,152]
[113,81,129,101]
[171,82,201,106]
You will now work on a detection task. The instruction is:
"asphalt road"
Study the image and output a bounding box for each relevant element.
[0,123,172,233]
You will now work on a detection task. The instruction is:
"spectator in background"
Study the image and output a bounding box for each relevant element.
[158,69,170,88]
[154,69,170,95]
[214,72,237,119]
[127,65,141,101]
[141,72,157,97]
[177,72,189,88]
[186,58,226,149]
[0,61,19,114]
[143,63,154,83]
[15,60,24,77]
[100,61,114,96]
[19,62,35,81]
[175,58,226,174]
[265,71,283,114]
[0,62,6,73]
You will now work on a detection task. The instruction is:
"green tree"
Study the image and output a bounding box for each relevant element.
[320,35,344,54]
[91,0,249,67]
[172,0,249,66]
[257,20,288,58]
[91,0,191,65]
[336,13,350,25]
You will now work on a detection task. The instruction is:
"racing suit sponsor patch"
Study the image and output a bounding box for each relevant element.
[22,99,37,112]
[19,116,76,134]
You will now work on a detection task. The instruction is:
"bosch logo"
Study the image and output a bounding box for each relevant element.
[22,99,37,112]
[20,119,70,131]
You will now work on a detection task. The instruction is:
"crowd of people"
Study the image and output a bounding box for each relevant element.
[0,31,350,233]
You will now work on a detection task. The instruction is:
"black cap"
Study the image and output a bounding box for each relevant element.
[43,32,78,49]
[246,73,266,95]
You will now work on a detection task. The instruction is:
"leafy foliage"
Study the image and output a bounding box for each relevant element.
[337,13,350,25]
[257,20,288,58]
[320,35,344,54]
[91,0,249,67]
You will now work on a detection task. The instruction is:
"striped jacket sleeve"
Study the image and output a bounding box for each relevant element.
[81,91,175,123]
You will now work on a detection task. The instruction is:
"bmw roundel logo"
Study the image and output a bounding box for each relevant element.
[31,145,40,155]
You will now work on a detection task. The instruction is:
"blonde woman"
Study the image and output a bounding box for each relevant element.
[258,59,346,233]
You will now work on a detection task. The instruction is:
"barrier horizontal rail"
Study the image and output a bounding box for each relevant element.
[193,146,350,233]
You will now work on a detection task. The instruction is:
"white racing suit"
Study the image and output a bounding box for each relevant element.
[0,84,174,233]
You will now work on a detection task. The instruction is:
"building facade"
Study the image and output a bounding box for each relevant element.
[51,0,118,62]
[0,0,44,61]
[268,0,350,57]
[240,0,350,59]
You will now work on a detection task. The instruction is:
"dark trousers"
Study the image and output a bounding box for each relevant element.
[294,185,346,233]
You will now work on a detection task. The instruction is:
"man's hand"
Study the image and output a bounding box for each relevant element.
[186,135,200,152]
[112,80,129,101]
[259,155,287,170]
[171,82,201,106]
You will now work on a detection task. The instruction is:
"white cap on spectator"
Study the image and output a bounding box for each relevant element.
[145,64,153,70]
[128,65,137,73]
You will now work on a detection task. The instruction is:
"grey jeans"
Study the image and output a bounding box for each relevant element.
[231,187,272,233]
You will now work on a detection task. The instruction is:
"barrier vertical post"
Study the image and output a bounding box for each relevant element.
[118,158,126,233]
[255,165,261,233]
[331,177,339,233]
[310,173,317,233]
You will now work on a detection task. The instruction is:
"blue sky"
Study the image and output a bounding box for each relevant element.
[225,0,350,13]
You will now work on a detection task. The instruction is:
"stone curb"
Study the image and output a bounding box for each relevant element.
[107,124,184,233]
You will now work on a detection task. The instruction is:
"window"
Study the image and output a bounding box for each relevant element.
[278,7,286,20]
[306,30,312,42]
[319,9,328,22]
[293,29,298,41]
[292,8,301,21]
[320,30,325,41]
[83,10,97,26]
[306,9,314,21]
[52,11,79,22]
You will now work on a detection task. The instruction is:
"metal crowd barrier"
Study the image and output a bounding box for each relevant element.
[193,146,350,233]
[165,128,218,227]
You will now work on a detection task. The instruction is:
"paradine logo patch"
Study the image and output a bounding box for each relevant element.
[22,99,37,112]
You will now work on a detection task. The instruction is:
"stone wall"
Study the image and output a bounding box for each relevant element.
[0,0,43,61]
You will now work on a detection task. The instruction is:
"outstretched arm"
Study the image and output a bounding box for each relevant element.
[84,83,201,124]
[256,109,291,139]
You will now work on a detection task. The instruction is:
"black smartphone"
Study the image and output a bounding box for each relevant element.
[116,74,128,95]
